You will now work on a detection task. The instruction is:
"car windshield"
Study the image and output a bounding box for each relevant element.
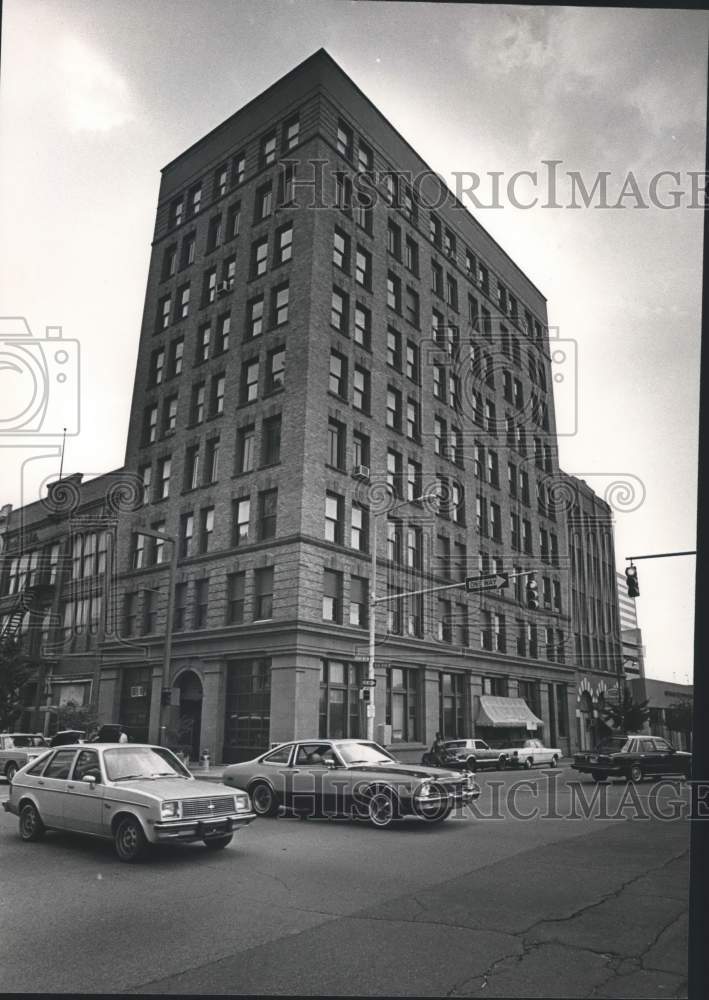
[337,742,396,765]
[594,738,629,753]
[104,747,191,781]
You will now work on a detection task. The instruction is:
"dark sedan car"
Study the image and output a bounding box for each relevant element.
[572,735,691,782]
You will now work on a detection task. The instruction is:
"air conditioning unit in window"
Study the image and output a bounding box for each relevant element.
[217,280,232,296]
[130,685,147,699]
[352,464,370,481]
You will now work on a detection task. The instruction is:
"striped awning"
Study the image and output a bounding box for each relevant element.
[476,696,544,730]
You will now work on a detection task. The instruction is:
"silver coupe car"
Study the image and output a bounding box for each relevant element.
[222,738,480,828]
[3,742,256,861]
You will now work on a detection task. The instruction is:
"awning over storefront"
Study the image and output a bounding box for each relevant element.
[475,696,544,730]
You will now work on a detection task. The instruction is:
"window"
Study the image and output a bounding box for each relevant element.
[275,222,293,265]
[488,450,499,486]
[190,382,205,425]
[170,336,184,376]
[476,495,487,536]
[162,395,178,436]
[352,365,370,412]
[446,274,458,310]
[261,414,282,466]
[255,182,272,222]
[251,237,268,278]
[357,139,373,172]
[336,119,353,160]
[173,285,189,321]
[260,131,277,168]
[215,164,228,199]
[222,255,236,290]
[386,387,402,431]
[237,424,255,473]
[387,272,401,312]
[349,576,368,628]
[353,431,370,468]
[522,518,533,554]
[405,341,419,383]
[162,244,176,281]
[157,457,171,499]
[334,172,352,213]
[329,350,347,398]
[247,296,264,338]
[258,488,278,540]
[139,464,152,506]
[205,437,219,484]
[431,260,443,297]
[407,459,422,502]
[254,567,274,620]
[433,363,445,402]
[169,197,183,229]
[323,569,343,622]
[438,598,452,642]
[351,503,368,551]
[387,585,403,634]
[214,315,230,355]
[266,347,285,392]
[387,327,402,370]
[184,444,199,491]
[327,419,345,470]
[354,303,371,349]
[199,507,215,552]
[226,201,241,240]
[405,236,419,275]
[355,246,371,289]
[180,233,195,269]
[180,513,194,558]
[331,286,348,333]
[232,497,250,546]
[196,323,211,364]
[173,583,187,631]
[406,398,420,440]
[387,667,419,742]
[226,572,245,624]
[407,526,422,570]
[387,220,402,260]
[430,214,442,247]
[325,492,344,544]
[490,501,501,541]
[333,228,350,270]
[188,184,202,218]
[210,373,225,416]
[272,284,289,326]
[151,348,165,386]
[194,578,209,628]
[387,449,403,498]
[434,416,446,456]
[201,269,217,307]
[207,214,222,252]
[132,532,146,569]
[284,113,300,150]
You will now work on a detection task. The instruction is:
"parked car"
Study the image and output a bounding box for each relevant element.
[0,733,50,782]
[49,730,87,747]
[500,738,561,769]
[222,738,480,828]
[422,738,506,772]
[3,742,256,861]
[573,734,691,782]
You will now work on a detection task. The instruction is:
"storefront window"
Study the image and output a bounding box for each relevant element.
[223,658,271,763]
[386,667,419,742]
[319,660,363,738]
[439,671,466,737]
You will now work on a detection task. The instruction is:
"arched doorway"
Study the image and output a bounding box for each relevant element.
[578,691,594,751]
[176,670,203,762]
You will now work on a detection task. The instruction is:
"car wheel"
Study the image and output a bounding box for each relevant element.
[523,758,533,770]
[5,762,18,782]
[591,771,607,783]
[550,755,559,769]
[114,816,148,862]
[249,781,279,817]
[367,790,397,829]
[423,803,453,824]
[203,834,233,850]
[19,802,45,841]
[465,757,477,773]
[628,764,643,783]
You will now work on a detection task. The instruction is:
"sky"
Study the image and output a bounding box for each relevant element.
[0,1,706,683]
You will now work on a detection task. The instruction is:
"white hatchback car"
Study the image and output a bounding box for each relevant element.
[3,743,255,861]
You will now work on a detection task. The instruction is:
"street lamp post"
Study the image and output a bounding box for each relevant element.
[135,528,177,743]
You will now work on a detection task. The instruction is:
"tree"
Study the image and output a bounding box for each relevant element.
[601,685,650,733]
[54,700,100,735]
[664,698,693,750]
[0,635,36,731]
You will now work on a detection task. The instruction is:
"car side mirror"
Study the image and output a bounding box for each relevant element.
[82,774,97,787]
[323,759,337,769]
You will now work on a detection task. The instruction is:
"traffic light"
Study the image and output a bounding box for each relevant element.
[526,575,539,610]
[360,687,371,702]
[625,564,640,598]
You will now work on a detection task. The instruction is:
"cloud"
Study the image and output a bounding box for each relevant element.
[58,35,135,132]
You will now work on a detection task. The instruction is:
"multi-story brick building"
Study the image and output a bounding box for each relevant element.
[563,474,624,750]
[90,48,588,762]
[0,470,131,734]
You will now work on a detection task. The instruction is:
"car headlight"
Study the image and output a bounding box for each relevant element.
[161,800,181,820]
[234,794,250,811]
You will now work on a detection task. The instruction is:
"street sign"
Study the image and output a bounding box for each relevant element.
[361,678,377,687]
[465,573,509,593]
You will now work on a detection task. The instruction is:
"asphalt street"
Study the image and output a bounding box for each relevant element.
[0,767,689,997]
